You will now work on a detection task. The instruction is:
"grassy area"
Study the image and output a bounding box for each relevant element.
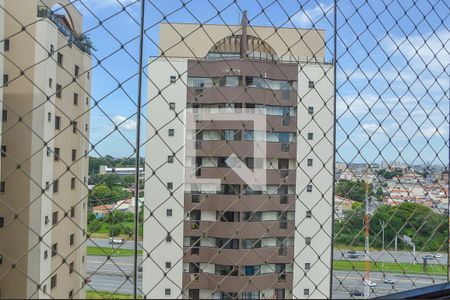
[86,291,140,299]
[87,246,143,257]
[333,260,447,275]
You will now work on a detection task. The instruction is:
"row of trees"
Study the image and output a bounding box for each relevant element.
[335,202,448,252]
[87,210,144,237]
[336,180,384,202]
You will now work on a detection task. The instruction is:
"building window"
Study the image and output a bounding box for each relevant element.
[2,110,6,122]
[53,179,59,193]
[44,215,49,224]
[165,262,171,269]
[166,209,172,217]
[70,233,75,246]
[306,184,313,192]
[73,93,78,106]
[50,274,57,289]
[44,250,48,259]
[306,210,312,218]
[69,262,74,274]
[70,207,75,218]
[50,44,54,53]
[4,39,9,51]
[307,159,313,166]
[305,237,311,245]
[52,211,58,225]
[74,65,79,77]
[168,129,174,136]
[68,289,73,299]
[87,71,90,79]
[47,112,51,122]
[3,74,8,87]
[0,181,5,193]
[165,234,172,243]
[71,177,76,190]
[54,148,60,161]
[308,80,314,88]
[168,156,174,163]
[167,182,173,190]
[0,217,4,228]
[57,52,63,66]
[72,149,77,161]
[169,102,175,110]
[304,289,310,296]
[86,97,89,105]
[1,145,6,157]
[305,263,311,270]
[307,106,314,114]
[56,84,62,98]
[51,243,58,257]
[72,121,78,134]
[170,76,176,83]
[49,78,53,88]
[308,132,313,140]
[165,289,171,296]
[55,116,61,130]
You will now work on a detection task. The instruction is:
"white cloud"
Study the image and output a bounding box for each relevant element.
[292,2,333,26]
[112,115,137,130]
[422,126,446,138]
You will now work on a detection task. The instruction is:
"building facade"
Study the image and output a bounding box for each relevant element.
[0,1,91,298]
[144,14,334,299]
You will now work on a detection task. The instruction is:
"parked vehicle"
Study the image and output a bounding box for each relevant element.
[347,250,364,259]
[423,254,434,260]
[350,290,364,297]
[434,253,443,258]
[383,277,395,284]
[108,237,125,245]
[363,280,376,287]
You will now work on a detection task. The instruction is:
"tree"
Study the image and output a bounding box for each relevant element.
[92,184,111,200]
[109,225,121,237]
[336,180,372,202]
[375,187,384,200]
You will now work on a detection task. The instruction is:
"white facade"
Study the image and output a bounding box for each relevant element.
[143,58,188,298]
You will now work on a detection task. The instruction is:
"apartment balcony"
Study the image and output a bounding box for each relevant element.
[187,86,297,106]
[187,140,296,158]
[184,246,294,265]
[183,272,293,292]
[187,115,297,132]
[184,220,294,238]
[191,167,296,185]
[185,193,295,211]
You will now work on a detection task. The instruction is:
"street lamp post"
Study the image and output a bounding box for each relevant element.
[379,220,385,269]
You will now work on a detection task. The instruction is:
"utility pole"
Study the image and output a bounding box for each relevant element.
[364,170,370,299]
[379,220,385,268]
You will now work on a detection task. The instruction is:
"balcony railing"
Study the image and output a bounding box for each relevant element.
[37,5,92,54]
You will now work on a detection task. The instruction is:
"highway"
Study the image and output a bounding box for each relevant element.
[85,254,446,298]
[87,238,448,265]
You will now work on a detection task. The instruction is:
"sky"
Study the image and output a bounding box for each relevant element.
[67,0,448,166]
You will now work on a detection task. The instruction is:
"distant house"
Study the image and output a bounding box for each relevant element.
[92,204,114,217]
[113,197,145,213]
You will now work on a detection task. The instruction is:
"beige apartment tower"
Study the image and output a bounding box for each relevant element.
[144,13,334,299]
[0,1,91,298]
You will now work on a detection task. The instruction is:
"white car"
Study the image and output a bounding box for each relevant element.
[108,237,125,245]
[363,280,376,287]
[434,253,443,258]
[383,278,395,284]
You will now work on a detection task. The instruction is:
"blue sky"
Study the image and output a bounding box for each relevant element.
[72,0,449,166]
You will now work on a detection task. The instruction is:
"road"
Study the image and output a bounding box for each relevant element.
[86,254,446,298]
[87,238,143,250]
[87,238,447,265]
[334,249,447,265]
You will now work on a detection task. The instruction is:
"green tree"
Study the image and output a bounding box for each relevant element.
[109,225,121,237]
[92,184,111,200]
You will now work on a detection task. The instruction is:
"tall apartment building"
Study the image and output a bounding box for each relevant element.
[0,1,91,298]
[144,13,334,299]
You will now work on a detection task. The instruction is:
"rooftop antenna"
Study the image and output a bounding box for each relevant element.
[240,10,248,58]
